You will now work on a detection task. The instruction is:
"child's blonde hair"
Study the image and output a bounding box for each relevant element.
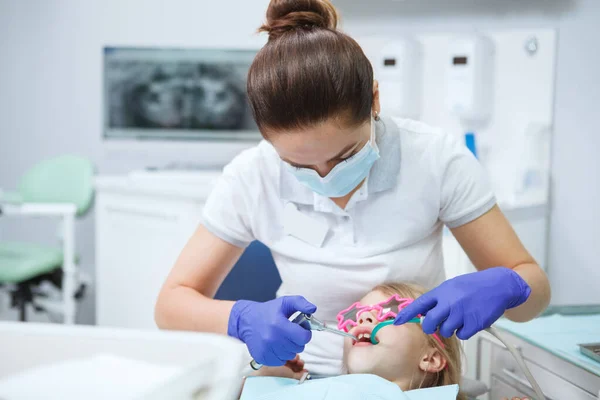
[372,282,467,400]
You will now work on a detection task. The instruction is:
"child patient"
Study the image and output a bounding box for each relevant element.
[244,282,467,400]
[340,282,465,397]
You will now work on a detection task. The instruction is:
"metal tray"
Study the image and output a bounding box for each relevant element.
[579,342,600,364]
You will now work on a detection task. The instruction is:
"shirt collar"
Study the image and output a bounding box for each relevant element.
[278,116,401,205]
[367,116,401,194]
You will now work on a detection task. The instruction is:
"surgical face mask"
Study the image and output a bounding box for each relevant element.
[284,119,380,198]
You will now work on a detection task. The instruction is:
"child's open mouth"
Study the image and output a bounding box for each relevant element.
[351,327,375,346]
[354,333,373,346]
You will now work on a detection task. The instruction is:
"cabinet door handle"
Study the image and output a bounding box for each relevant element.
[106,206,178,221]
[502,368,550,400]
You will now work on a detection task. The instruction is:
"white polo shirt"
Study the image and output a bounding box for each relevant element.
[202,116,496,376]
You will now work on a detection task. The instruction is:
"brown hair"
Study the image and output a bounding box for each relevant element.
[373,282,467,400]
[247,0,374,136]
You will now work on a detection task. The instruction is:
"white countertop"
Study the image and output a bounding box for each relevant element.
[95,169,223,200]
[95,169,549,215]
[0,321,247,400]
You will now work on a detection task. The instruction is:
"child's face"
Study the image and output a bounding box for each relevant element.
[343,290,430,383]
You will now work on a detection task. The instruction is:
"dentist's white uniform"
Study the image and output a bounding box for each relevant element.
[202,116,495,376]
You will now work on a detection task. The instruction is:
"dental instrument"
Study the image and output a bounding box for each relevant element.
[304,314,359,340]
[370,318,421,345]
[250,312,357,371]
[485,326,546,400]
[370,317,547,400]
[298,371,310,384]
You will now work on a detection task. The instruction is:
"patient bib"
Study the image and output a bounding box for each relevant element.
[240,374,459,400]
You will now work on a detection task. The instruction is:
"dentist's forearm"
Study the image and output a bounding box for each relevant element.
[504,262,551,322]
[154,225,245,334]
[155,284,234,334]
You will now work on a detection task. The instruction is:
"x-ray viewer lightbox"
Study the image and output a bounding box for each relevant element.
[103,46,260,141]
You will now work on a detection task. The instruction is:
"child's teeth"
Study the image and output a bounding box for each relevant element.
[356,333,371,341]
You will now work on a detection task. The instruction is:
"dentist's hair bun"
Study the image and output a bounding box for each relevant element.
[259,0,339,41]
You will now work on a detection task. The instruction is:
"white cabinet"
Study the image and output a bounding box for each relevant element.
[95,172,220,330]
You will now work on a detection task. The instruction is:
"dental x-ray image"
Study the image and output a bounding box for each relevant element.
[103,47,259,140]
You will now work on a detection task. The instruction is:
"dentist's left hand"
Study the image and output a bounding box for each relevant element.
[227,296,317,367]
[394,267,531,340]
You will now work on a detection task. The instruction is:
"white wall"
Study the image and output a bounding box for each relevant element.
[0,0,269,323]
[0,0,598,324]
[334,0,600,305]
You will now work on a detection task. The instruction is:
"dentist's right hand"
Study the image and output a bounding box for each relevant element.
[227,296,317,366]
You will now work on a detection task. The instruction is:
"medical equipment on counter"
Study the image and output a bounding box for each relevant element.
[580,343,600,364]
[446,34,495,122]
[377,38,422,119]
[0,321,248,400]
[479,313,600,399]
[484,326,546,400]
[250,312,357,371]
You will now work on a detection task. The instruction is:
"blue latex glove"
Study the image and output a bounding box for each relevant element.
[228,296,317,366]
[394,267,531,340]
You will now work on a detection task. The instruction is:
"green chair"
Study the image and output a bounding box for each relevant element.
[0,155,94,323]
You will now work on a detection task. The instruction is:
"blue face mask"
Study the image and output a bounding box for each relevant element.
[284,119,380,198]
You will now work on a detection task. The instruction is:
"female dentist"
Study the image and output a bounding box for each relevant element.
[155,0,551,376]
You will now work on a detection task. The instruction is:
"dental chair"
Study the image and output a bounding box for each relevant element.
[461,377,489,399]
[0,155,94,324]
[215,241,281,303]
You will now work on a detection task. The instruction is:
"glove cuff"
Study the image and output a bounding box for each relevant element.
[227,300,255,340]
[506,269,532,309]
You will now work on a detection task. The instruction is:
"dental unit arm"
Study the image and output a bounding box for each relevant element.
[371,317,546,400]
[484,326,546,400]
[250,312,357,371]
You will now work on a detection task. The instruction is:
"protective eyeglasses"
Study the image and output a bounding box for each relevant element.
[336,294,444,347]
[336,294,412,332]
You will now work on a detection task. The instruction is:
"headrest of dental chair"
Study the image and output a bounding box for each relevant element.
[460,377,489,397]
